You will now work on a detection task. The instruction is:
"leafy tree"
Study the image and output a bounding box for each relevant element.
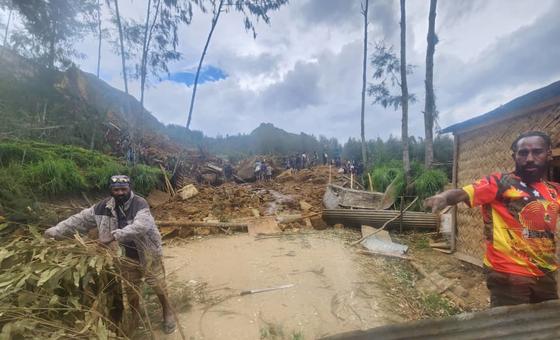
[8,0,97,69]
[368,40,416,185]
[342,138,362,162]
[185,0,289,130]
[136,0,199,108]
[368,43,415,109]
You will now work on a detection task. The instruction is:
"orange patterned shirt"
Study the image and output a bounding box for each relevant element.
[463,172,560,277]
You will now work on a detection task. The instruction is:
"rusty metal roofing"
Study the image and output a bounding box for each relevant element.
[441,80,560,134]
[321,300,560,340]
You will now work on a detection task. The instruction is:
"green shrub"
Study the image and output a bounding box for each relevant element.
[25,159,87,196]
[0,165,37,220]
[0,140,166,220]
[371,164,405,193]
[0,142,44,166]
[126,164,162,195]
[85,162,126,190]
[369,161,449,210]
[414,168,448,201]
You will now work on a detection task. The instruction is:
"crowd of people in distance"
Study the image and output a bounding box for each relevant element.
[283,152,364,177]
[218,152,367,183]
[254,159,273,181]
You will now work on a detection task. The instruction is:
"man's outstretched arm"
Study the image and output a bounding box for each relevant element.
[44,206,97,240]
[423,189,470,213]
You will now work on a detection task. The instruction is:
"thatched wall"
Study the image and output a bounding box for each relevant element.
[454,103,560,264]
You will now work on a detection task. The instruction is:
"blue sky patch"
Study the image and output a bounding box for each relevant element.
[168,65,227,86]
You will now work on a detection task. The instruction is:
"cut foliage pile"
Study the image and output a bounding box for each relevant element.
[0,224,131,339]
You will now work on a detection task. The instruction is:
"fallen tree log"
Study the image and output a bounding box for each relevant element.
[157,220,248,231]
[276,212,319,224]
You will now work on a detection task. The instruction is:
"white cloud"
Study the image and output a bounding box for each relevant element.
[69,0,560,142]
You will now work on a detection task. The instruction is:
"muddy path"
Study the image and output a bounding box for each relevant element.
[160,231,404,339]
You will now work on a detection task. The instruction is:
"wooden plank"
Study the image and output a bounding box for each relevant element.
[453,251,483,267]
[357,249,411,260]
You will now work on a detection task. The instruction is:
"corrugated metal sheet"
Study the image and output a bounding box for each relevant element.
[321,300,560,340]
[322,209,438,229]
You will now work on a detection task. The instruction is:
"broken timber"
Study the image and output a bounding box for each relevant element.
[323,184,385,209]
[157,220,248,232]
[322,209,438,230]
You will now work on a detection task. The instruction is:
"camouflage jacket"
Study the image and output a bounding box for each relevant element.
[46,192,162,266]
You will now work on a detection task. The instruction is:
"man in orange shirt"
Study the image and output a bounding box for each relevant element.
[424,131,559,307]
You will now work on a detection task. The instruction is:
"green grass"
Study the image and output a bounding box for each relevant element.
[127,164,162,195]
[291,331,304,340]
[380,260,463,320]
[421,292,461,317]
[414,168,448,201]
[26,159,87,195]
[0,140,163,221]
[370,160,405,193]
[260,322,284,339]
[414,235,431,250]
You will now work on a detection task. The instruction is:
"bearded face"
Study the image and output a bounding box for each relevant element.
[111,186,131,205]
[512,136,551,184]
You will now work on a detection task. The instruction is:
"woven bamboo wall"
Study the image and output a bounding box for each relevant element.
[455,104,560,263]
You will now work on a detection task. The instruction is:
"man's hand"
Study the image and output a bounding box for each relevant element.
[423,189,470,213]
[98,232,115,245]
[423,194,448,213]
[44,228,62,240]
[111,230,123,242]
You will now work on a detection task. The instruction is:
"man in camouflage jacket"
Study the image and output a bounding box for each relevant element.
[44,175,176,334]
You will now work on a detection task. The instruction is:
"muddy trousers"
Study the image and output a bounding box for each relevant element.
[485,269,558,307]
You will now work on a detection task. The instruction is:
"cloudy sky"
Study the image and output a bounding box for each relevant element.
[54,0,560,140]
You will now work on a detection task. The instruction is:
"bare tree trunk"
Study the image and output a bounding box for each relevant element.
[139,0,153,108]
[186,0,224,130]
[114,0,128,94]
[96,0,102,78]
[399,0,410,184]
[2,8,12,48]
[424,0,437,168]
[360,0,369,169]
[48,6,57,70]
[140,0,161,109]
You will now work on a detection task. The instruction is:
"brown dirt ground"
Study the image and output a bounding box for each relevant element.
[158,230,404,339]
[146,166,490,339]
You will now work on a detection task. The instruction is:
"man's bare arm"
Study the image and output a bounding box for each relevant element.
[423,189,470,213]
